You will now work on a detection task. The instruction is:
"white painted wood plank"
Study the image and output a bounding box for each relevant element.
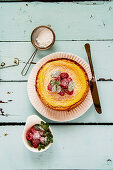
[0,81,113,123]
[0,41,113,81]
[0,2,113,41]
[0,125,113,169]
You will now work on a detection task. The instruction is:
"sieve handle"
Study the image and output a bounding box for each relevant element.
[21,49,37,76]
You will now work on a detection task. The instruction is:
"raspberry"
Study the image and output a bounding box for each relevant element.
[65,89,74,95]
[47,83,52,91]
[30,126,37,133]
[60,73,69,79]
[54,76,61,81]
[32,139,40,148]
[58,88,65,96]
[67,77,72,82]
[60,78,69,88]
[26,132,33,141]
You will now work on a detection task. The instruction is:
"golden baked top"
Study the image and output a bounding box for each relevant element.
[35,59,89,111]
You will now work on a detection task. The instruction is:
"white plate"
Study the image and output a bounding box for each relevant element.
[27,52,93,122]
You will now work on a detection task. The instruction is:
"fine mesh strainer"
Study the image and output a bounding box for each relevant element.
[21,25,55,76]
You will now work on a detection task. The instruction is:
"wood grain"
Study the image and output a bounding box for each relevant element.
[0,2,113,41]
[0,41,113,81]
[0,81,113,123]
[0,125,113,169]
[0,1,113,169]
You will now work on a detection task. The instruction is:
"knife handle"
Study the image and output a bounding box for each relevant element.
[84,43,95,77]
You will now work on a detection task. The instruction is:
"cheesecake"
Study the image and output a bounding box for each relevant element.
[35,59,89,111]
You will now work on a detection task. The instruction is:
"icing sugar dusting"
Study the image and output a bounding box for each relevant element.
[33,131,41,139]
[36,28,53,48]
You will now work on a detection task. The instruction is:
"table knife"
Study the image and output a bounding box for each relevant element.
[84,43,102,114]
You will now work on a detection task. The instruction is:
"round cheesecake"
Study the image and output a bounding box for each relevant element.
[35,59,90,111]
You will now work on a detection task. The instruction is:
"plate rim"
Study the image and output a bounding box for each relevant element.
[27,52,93,122]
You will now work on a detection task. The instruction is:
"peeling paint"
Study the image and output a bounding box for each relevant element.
[109,6,112,11]
[29,20,32,23]
[107,159,112,165]
[0,100,13,103]
[6,91,13,94]
[0,108,5,116]
[90,15,93,18]
[0,101,7,103]
[103,21,105,27]
[0,108,9,117]
[76,1,105,5]
[4,133,8,136]
[90,15,95,19]
[8,100,13,102]
[98,78,113,81]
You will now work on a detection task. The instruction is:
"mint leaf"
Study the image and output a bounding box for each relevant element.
[56,85,61,93]
[51,70,61,78]
[52,85,57,92]
[34,124,40,130]
[68,81,74,92]
[55,81,60,86]
[50,79,55,86]
[38,144,41,151]
[50,138,53,143]
[27,140,32,147]
[41,121,49,130]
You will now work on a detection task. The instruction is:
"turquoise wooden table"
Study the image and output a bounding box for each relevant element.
[0,1,113,169]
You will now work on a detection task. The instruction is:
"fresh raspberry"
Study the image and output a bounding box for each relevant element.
[65,89,74,95]
[60,78,69,88]
[54,76,61,81]
[32,139,40,148]
[60,73,69,79]
[47,83,52,91]
[67,77,72,82]
[26,132,33,141]
[30,127,37,133]
[58,88,65,96]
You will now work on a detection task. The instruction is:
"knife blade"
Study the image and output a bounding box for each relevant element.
[84,43,102,114]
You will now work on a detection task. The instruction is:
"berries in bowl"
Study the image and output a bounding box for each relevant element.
[23,115,53,152]
[26,122,53,150]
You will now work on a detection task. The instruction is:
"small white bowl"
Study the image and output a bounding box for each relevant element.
[22,115,53,152]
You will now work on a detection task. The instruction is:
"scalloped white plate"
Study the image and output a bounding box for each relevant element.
[27,52,93,122]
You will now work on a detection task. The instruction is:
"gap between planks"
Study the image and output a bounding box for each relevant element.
[1,122,113,126]
[0,78,113,82]
[0,39,113,42]
[0,0,111,4]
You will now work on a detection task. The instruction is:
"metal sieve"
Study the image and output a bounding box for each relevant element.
[21,25,55,76]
